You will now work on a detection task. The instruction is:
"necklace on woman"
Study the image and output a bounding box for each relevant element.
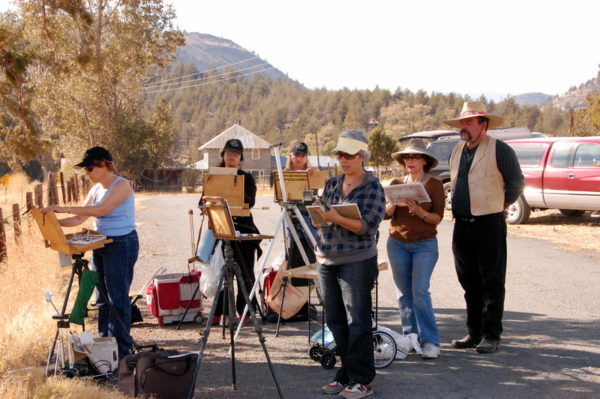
[406,173,428,184]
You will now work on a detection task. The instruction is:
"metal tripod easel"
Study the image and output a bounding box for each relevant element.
[187,198,283,398]
[232,144,318,346]
[45,253,88,376]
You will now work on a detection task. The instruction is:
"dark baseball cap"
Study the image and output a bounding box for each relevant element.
[291,141,309,156]
[75,146,113,168]
[221,138,244,156]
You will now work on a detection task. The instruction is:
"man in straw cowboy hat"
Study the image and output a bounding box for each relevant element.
[444,101,523,353]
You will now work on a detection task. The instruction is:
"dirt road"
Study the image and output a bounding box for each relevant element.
[132,193,600,399]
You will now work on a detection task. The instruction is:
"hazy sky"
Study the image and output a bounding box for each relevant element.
[2,0,598,99]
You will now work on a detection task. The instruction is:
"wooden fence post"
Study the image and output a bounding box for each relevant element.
[26,192,33,229]
[35,184,44,208]
[80,176,87,197]
[59,172,66,205]
[12,204,21,244]
[67,181,73,203]
[0,209,6,262]
[26,192,33,210]
[47,173,55,206]
[73,176,79,202]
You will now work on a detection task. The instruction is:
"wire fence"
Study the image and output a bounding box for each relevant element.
[0,172,90,262]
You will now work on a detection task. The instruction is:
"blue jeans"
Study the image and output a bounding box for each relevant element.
[93,230,139,357]
[318,256,378,385]
[386,237,440,345]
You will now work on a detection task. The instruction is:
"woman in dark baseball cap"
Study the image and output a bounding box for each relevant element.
[285,140,311,171]
[43,146,138,358]
[211,138,262,326]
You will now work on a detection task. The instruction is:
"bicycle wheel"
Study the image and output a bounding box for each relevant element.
[373,330,396,369]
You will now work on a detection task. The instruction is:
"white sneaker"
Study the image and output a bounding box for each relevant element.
[422,342,440,359]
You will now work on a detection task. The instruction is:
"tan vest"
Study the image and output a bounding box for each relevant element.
[449,135,505,216]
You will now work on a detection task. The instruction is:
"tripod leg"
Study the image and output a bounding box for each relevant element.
[46,329,60,376]
[225,264,238,390]
[231,255,284,399]
[186,266,227,399]
[177,282,200,330]
[275,277,289,337]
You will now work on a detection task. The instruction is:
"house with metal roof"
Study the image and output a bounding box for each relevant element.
[197,124,272,176]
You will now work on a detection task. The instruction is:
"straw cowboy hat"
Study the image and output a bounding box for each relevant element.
[443,101,504,130]
[391,140,439,169]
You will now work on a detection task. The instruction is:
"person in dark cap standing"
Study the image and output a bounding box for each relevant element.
[43,146,139,359]
[211,138,262,325]
[284,140,319,237]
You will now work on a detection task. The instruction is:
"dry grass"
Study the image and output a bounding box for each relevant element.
[0,174,117,398]
[0,375,130,399]
[507,209,600,253]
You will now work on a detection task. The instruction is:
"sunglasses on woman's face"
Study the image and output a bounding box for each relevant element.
[402,154,423,160]
[335,152,358,160]
[84,165,96,172]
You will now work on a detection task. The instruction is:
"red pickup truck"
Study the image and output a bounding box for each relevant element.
[504,136,600,224]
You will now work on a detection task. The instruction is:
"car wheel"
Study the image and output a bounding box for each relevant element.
[506,195,531,225]
[443,182,452,211]
[559,209,586,217]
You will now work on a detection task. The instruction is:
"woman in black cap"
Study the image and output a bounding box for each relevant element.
[211,138,262,325]
[43,146,138,359]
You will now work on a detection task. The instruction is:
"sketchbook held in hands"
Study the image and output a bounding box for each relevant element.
[384,182,431,206]
[306,203,361,227]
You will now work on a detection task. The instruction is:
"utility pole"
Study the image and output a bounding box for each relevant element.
[568,109,574,137]
[314,130,321,169]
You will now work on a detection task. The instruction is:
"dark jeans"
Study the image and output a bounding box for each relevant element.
[214,240,257,316]
[452,213,507,340]
[318,256,378,386]
[92,230,139,358]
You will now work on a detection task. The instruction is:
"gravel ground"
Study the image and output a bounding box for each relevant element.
[131,193,600,399]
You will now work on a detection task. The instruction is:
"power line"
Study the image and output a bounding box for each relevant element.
[143,61,270,90]
[144,55,260,87]
[143,66,275,95]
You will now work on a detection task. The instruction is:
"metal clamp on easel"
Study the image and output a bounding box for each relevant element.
[31,208,113,377]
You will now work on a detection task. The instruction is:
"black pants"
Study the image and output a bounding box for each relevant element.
[214,240,258,317]
[452,213,507,340]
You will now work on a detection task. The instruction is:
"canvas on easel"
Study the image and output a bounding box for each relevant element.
[31,209,112,255]
[273,171,310,202]
[202,174,249,216]
[203,197,273,241]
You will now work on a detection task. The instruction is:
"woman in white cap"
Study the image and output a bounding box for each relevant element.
[315,130,385,399]
[385,141,445,359]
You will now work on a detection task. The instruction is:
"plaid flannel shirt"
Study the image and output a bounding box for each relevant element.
[316,172,386,265]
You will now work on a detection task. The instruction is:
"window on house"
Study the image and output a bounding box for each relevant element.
[252,148,260,160]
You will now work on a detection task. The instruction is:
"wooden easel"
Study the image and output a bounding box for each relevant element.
[31,209,112,375]
[202,174,250,217]
[273,171,326,202]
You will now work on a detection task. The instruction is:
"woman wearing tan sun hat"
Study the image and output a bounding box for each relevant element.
[385,141,445,360]
[444,101,523,354]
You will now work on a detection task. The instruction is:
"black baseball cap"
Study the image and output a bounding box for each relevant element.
[221,139,244,157]
[75,146,113,168]
[290,140,309,156]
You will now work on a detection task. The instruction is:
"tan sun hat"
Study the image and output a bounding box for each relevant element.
[391,140,439,169]
[443,101,504,130]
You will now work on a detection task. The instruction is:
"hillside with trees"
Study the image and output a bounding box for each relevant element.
[143,61,577,164]
[1,8,598,180]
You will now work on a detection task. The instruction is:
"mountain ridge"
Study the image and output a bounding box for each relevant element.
[176,32,291,81]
